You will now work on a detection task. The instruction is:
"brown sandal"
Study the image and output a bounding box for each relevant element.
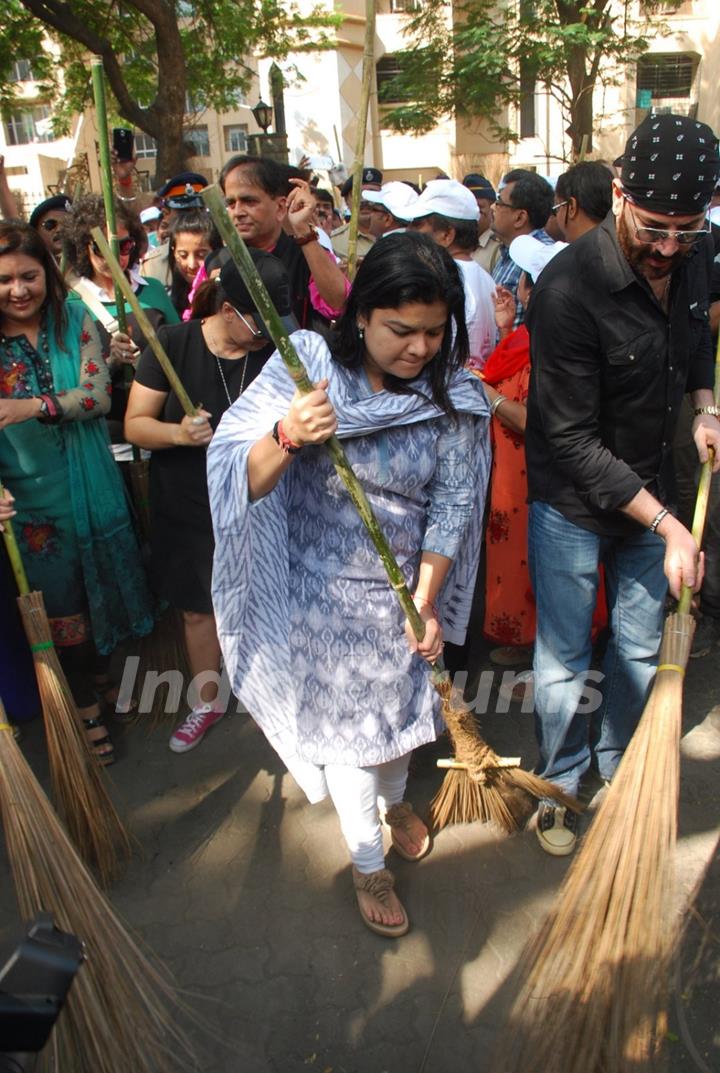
[82,715,115,767]
[352,866,409,938]
[384,802,431,862]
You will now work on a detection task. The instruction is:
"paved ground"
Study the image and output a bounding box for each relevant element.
[1,637,718,1073]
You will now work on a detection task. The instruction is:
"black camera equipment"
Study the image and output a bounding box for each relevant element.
[0,913,83,1070]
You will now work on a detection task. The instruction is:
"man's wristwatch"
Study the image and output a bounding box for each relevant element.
[694,405,720,418]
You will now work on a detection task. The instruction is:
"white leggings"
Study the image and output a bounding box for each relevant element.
[325,754,411,875]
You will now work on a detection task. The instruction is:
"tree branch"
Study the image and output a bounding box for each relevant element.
[19,0,153,129]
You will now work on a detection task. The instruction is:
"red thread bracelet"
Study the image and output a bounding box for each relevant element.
[272,420,302,455]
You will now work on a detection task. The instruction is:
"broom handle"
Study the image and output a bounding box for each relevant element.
[201,186,432,657]
[90,59,146,465]
[677,330,720,616]
[346,0,376,282]
[90,59,128,337]
[90,228,198,418]
[0,480,30,596]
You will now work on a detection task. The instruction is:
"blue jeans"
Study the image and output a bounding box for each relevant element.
[528,502,666,795]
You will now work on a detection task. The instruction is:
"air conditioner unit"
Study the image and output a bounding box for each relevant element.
[650,99,699,118]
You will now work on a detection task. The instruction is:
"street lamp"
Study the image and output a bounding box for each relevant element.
[252,99,273,134]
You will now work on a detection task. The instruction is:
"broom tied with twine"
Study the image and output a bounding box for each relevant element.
[200,185,580,834]
[490,342,720,1073]
[1,483,131,885]
[0,698,195,1073]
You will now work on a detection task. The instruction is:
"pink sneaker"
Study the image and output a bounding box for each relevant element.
[169,705,224,753]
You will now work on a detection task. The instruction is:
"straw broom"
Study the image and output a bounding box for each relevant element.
[0,698,195,1073]
[91,228,199,724]
[1,487,131,885]
[91,58,151,540]
[346,0,376,282]
[201,186,581,834]
[491,354,720,1072]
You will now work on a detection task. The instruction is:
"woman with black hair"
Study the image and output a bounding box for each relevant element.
[62,194,179,460]
[125,250,293,756]
[0,221,154,762]
[167,210,221,317]
[208,232,491,937]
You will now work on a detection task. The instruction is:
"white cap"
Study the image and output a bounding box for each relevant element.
[407,179,479,222]
[362,181,419,220]
[508,235,568,283]
[140,206,162,224]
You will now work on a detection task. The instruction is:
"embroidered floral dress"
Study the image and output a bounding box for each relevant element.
[0,302,154,653]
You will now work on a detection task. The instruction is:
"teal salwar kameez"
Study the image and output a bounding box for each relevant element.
[0,301,154,655]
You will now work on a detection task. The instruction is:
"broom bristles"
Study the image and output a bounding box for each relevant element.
[0,705,195,1073]
[490,611,693,1073]
[17,590,132,885]
[429,679,582,834]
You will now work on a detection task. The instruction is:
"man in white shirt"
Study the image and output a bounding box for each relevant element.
[362,181,419,239]
[408,179,496,368]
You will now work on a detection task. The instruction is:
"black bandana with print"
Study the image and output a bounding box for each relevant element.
[618,113,720,216]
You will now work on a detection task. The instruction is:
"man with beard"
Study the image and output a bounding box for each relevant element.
[524,113,720,856]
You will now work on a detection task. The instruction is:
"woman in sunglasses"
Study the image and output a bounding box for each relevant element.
[0,221,154,762]
[61,195,179,466]
[124,251,294,755]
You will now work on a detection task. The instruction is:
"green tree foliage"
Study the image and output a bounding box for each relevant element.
[0,0,338,183]
[381,0,667,160]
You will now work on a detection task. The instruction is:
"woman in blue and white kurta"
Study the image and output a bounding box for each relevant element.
[208,233,490,937]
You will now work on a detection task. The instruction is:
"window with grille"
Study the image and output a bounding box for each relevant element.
[9,59,36,82]
[224,124,248,152]
[390,0,421,12]
[376,55,413,104]
[185,92,204,114]
[134,132,157,159]
[636,53,696,101]
[185,125,210,157]
[4,105,53,146]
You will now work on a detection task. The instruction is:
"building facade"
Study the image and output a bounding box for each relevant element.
[2,0,718,212]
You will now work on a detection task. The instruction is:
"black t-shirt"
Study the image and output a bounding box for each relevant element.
[134,319,267,526]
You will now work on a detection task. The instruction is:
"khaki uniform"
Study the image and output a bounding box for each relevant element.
[472,230,502,275]
[330,223,375,269]
[141,242,171,289]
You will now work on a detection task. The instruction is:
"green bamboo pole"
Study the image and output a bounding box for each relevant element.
[201,185,433,659]
[0,481,30,596]
[90,58,128,336]
[347,0,376,281]
[677,330,720,615]
[90,228,198,418]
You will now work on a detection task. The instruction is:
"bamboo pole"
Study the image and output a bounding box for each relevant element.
[90,228,198,417]
[90,59,127,336]
[201,187,582,832]
[346,0,376,281]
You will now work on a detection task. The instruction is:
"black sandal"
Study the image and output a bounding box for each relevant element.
[94,675,138,724]
[82,716,116,767]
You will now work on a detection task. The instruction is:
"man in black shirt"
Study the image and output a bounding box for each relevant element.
[219,155,348,333]
[524,113,720,855]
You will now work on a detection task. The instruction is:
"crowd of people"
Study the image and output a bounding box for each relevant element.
[1,109,720,935]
